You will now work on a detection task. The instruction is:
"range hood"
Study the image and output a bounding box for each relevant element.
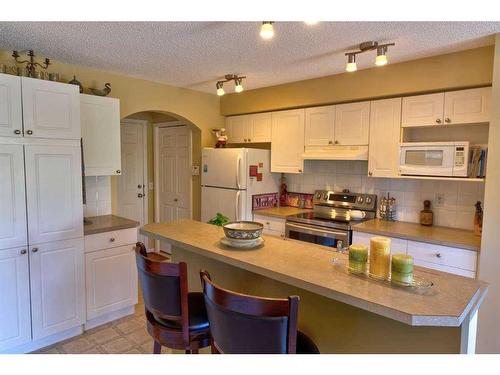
[302,145,368,161]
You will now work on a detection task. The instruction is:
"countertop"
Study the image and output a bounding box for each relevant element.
[252,206,313,219]
[84,215,139,235]
[140,219,488,327]
[353,219,481,252]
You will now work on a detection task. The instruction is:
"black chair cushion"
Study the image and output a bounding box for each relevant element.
[296,331,320,354]
[154,292,209,331]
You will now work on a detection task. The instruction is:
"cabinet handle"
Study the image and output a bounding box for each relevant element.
[138,193,144,198]
[244,139,247,142]
[137,184,143,189]
[266,221,270,225]
[14,129,21,135]
[110,238,115,242]
[435,118,442,124]
[32,247,38,253]
[248,138,251,142]
[20,249,27,255]
[116,170,121,174]
[368,171,373,176]
[435,253,442,258]
[280,234,285,238]
[26,130,33,135]
[328,140,333,145]
[298,169,302,173]
[445,118,451,123]
[334,140,339,144]
[174,198,179,202]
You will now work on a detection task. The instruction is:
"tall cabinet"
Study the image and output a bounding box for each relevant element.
[0,73,84,353]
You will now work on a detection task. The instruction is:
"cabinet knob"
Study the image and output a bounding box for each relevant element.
[116,170,121,174]
[138,193,144,198]
[435,252,442,258]
[137,184,143,189]
[298,169,302,173]
[328,140,333,145]
[248,138,251,142]
[334,140,339,144]
[435,118,442,124]
[445,118,451,123]
[174,198,179,202]
[20,249,27,255]
[14,129,21,135]
[280,234,285,238]
[266,221,270,225]
[32,247,38,253]
[368,171,373,176]
[244,139,247,142]
[110,238,115,242]
[26,129,33,135]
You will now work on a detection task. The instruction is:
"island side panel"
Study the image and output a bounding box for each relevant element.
[172,246,461,354]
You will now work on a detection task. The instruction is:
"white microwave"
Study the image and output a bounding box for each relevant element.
[399,142,469,177]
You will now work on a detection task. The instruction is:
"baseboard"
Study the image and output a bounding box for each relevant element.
[84,305,135,330]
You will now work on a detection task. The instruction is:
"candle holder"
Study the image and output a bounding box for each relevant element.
[12,50,51,78]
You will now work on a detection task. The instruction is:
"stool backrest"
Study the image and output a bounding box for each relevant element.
[200,270,299,354]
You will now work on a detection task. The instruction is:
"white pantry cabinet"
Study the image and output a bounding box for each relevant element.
[304,105,335,146]
[29,238,85,340]
[0,144,27,250]
[226,113,272,143]
[21,77,80,140]
[0,247,31,351]
[367,98,402,178]
[334,102,370,145]
[81,94,122,176]
[271,109,305,173]
[443,87,491,125]
[0,73,23,138]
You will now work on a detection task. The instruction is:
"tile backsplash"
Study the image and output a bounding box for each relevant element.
[83,176,112,217]
[284,160,484,230]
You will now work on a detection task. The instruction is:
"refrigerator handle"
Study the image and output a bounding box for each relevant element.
[235,190,241,220]
[236,155,242,189]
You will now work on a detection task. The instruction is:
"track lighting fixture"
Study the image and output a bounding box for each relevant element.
[215,74,246,96]
[345,41,395,72]
[304,21,319,25]
[260,22,274,39]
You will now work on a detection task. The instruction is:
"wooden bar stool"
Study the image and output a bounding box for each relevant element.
[135,243,210,354]
[200,270,320,354]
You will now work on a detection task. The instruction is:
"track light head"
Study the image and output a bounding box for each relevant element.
[346,54,357,73]
[260,22,275,40]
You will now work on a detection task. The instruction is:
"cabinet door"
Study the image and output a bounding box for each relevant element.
[443,87,491,125]
[401,93,444,127]
[271,109,305,173]
[304,105,335,146]
[335,102,370,145]
[81,94,121,176]
[0,74,23,138]
[0,247,31,351]
[85,244,138,320]
[0,144,27,250]
[249,113,272,143]
[24,145,83,245]
[226,115,249,143]
[368,98,402,178]
[21,77,80,140]
[29,238,85,340]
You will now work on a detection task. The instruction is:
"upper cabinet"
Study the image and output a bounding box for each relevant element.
[271,109,305,173]
[334,102,370,145]
[304,105,335,146]
[21,77,81,140]
[368,98,402,178]
[81,94,122,176]
[402,87,491,128]
[225,113,271,143]
[0,74,23,138]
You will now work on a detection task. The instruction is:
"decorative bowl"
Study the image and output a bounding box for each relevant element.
[223,221,263,240]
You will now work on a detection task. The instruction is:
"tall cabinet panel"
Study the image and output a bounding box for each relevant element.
[0,247,31,351]
[304,105,335,146]
[0,144,27,250]
[21,77,80,140]
[0,74,23,138]
[335,102,370,145]
[24,145,84,245]
[271,109,305,173]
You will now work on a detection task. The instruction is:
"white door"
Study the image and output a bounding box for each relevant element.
[0,247,31,351]
[249,113,272,143]
[0,74,23,138]
[0,144,27,250]
[443,87,491,125]
[401,93,444,127]
[335,102,370,145]
[85,244,138,320]
[201,147,246,189]
[304,105,335,146]
[271,109,305,173]
[226,115,249,143]
[117,121,146,239]
[81,94,121,176]
[29,238,85,340]
[368,98,402,178]
[21,77,80,140]
[201,186,246,222]
[24,145,84,245]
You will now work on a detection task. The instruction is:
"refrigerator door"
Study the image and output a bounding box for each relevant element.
[201,186,247,223]
[201,148,247,189]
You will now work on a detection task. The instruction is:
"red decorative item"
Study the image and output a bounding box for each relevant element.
[249,165,258,177]
[279,174,287,207]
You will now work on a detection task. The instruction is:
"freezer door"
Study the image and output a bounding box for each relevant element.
[201,187,247,223]
[201,148,246,189]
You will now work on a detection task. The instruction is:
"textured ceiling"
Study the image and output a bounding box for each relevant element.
[0,22,499,94]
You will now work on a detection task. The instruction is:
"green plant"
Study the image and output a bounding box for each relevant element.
[208,212,229,226]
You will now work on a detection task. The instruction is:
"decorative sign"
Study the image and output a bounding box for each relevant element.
[252,193,278,210]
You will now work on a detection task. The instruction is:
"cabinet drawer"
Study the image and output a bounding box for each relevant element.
[263,228,285,238]
[84,228,137,253]
[352,231,408,254]
[414,259,475,279]
[407,240,477,272]
[253,214,286,233]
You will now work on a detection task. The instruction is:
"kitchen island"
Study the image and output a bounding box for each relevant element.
[140,219,488,354]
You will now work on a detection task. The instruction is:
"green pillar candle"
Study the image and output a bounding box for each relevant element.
[391,254,414,284]
[349,244,368,274]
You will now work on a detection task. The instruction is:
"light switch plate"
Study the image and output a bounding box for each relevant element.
[149,182,154,190]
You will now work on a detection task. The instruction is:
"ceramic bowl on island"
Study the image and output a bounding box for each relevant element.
[223,221,263,240]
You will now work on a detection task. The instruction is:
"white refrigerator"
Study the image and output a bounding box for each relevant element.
[201,148,279,222]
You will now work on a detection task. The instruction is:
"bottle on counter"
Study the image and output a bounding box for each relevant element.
[420,200,433,226]
[279,173,287,207]
[474,201,483,237]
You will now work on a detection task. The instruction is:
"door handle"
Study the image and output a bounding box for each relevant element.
[236,155,242,189]
[235,191,241,220]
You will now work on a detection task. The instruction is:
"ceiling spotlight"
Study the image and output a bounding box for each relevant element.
[376,45,388,66]
[260,22,274,40]
[304,21,319,25]
[216,74,246,96]
[345,54,357,73]
[216,82,225,96]
[234,78,244,93]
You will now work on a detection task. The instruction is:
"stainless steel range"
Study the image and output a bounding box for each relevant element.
[285,190,377,250]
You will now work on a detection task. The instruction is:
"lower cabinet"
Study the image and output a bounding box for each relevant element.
[253,214,286,238]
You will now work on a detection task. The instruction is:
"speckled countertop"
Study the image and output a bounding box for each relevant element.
[140,219,488,327]
[84,215,139,235]
[353,219,481,252]
[252,206,313,219]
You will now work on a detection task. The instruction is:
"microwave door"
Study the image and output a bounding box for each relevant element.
[400,146,455,176]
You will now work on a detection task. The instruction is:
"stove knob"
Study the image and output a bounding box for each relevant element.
[365,197,372,204]
[315,192,322,199]
[323,193,329,200]
[357,196,364,203]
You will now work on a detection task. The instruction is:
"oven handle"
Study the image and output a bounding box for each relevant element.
[285,222,347,239]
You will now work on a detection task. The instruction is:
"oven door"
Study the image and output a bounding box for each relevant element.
[285,222,349,249]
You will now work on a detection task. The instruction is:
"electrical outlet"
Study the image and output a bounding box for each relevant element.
[435,193,444,207]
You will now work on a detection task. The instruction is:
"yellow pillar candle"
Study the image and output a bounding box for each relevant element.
[348,244,368,274]
[391,254,414,285]
[369,236,391,279]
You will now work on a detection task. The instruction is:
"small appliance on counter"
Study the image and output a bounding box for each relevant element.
[379,193,397,221]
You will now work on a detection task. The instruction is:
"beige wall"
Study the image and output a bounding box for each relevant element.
[220,46,494,115]
[477,35,500,353]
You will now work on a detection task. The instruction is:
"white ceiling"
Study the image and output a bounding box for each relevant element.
[1,22,499,94]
